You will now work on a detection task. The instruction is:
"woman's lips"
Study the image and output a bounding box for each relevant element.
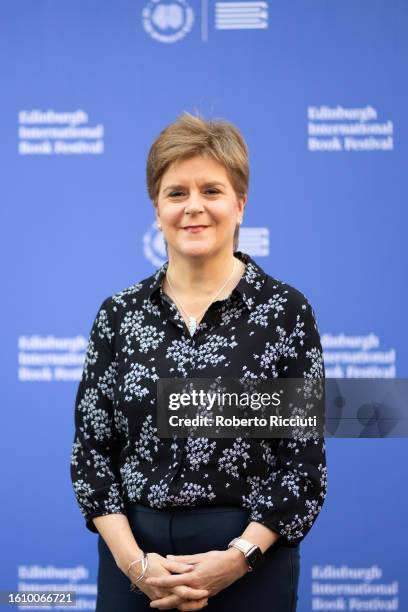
[183,225,209,233]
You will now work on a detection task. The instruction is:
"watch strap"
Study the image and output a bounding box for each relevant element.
[228,537,265,571]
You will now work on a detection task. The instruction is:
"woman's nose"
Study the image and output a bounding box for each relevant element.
[184,192,205,213]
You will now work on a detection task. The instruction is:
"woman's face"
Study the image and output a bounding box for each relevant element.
[155,154,246,259]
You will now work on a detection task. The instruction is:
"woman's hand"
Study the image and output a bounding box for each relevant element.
[128,552,210,610]
[144,548,249,609]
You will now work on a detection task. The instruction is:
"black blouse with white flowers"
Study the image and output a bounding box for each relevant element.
[70,250,327,547]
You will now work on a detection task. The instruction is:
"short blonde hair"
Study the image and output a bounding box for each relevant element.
[146,111,249,252]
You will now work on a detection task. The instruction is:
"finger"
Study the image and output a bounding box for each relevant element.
[172,585,209,600]
[145,573,196,588]
[176,598,209,611]
[161,558,195,574]
[149,593,182,609]
[150,594,208,610]
[166,554,202,564]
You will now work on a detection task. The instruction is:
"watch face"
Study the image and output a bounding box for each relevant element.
[247,546,265,569]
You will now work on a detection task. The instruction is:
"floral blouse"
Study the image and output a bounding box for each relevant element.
[70,250,327,546]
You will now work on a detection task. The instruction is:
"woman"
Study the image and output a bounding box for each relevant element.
[70,112,327,611]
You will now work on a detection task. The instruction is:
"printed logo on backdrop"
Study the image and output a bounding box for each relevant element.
[18,109,104,156]
[142,0,268,43]
[142,0,194,43]
[323,333,396,378]
[311,564,399,611]
[215,1,268,30]
[16,565,96,609]
[307,106,393,152]
[142,221,269,267]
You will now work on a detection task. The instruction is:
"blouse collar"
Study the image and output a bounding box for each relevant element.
[146,250,267,312]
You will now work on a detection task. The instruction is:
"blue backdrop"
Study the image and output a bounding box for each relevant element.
[1,1,407,610]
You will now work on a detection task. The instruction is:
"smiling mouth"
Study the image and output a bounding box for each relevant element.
[182,225,209,232]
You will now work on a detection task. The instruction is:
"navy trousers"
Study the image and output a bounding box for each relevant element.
[96,503,300,611]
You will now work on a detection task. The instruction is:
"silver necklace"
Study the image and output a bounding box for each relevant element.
[165,258,237,336]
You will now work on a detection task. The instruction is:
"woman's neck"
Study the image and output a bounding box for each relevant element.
[165,250,243,298]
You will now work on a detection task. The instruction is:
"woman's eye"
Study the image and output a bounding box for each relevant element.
[168,189,219,197]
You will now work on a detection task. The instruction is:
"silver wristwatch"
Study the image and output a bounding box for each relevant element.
[228,537,265,572]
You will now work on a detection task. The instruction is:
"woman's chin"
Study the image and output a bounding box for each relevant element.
[176,240,214,258]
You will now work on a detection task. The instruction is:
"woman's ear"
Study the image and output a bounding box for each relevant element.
[155,207,162,230]
[238,194,247,221]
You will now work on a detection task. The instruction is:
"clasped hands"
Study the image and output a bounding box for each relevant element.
[131,548,249,611]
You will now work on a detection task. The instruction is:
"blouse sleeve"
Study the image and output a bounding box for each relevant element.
[248,296,327,546]
[70,297,126,533]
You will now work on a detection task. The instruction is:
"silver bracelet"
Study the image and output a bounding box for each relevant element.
[127,552,149,593]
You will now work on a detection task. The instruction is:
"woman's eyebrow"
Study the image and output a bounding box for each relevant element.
[201,181,226,188]
[163,181,226,194]
[163,184,184,194]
